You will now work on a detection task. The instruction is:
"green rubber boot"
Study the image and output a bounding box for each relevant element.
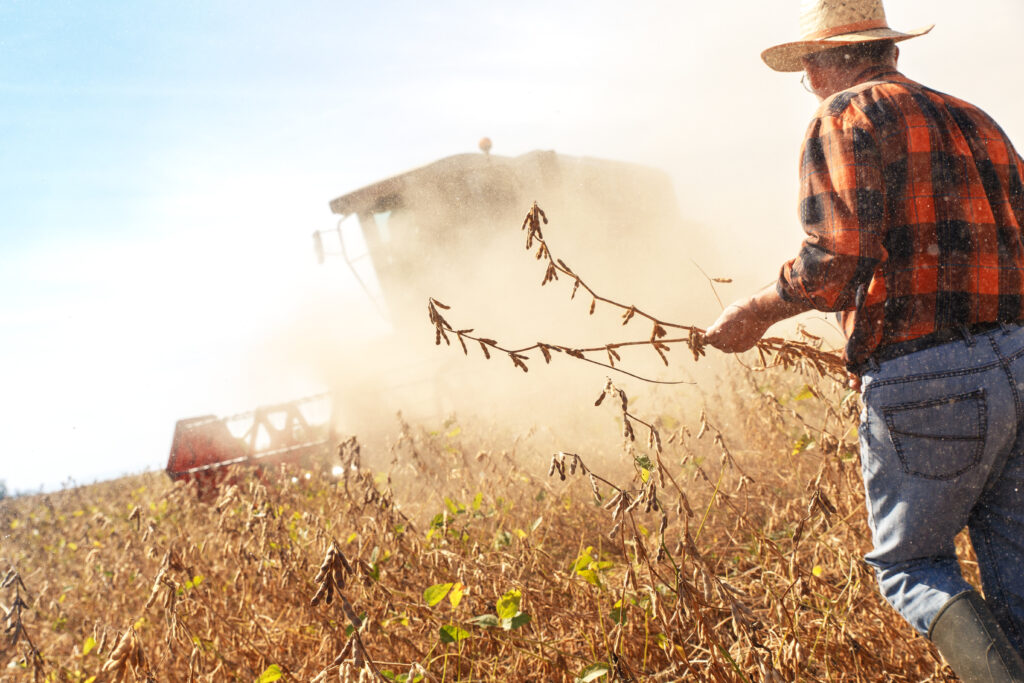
[928,590,1024,682]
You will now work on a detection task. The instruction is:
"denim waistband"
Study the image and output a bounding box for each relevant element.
[853,321,1017,376]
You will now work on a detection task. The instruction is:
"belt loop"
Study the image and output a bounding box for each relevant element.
[868,356,880,372]
[958,324,976,347]
[1000,321,1013,334]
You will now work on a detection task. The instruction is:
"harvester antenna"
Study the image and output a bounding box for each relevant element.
[478,137,492,156]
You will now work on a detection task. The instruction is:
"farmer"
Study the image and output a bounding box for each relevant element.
[705,0,1024,679]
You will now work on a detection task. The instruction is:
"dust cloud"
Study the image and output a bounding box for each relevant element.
[228,0,1024,468]
[236,148,747,469]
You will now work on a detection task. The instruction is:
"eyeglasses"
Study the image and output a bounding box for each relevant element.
[800,73,814,94]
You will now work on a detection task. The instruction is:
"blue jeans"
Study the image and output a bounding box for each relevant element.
[860,323,1024,650]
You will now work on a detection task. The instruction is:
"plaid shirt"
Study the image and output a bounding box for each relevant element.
[777,66,1024,368]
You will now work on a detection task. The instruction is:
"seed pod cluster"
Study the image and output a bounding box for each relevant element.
[311,542,355,607]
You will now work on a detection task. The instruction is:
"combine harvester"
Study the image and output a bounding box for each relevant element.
[166,394,333,495]
[166,140,696,492]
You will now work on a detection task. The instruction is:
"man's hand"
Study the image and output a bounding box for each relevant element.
[705,283,812,354]
[705,302,773,353]
[848,372,862,392]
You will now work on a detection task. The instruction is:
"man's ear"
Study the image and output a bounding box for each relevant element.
[893,45,900,66]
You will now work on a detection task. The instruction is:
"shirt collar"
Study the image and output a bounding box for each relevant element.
[852,65,903,85]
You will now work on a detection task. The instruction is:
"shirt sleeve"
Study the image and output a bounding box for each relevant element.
[777,109,888,312]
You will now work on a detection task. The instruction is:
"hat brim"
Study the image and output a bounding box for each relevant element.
[761,25,934,72]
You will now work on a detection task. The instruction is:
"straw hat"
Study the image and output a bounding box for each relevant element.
[762,0,933,72]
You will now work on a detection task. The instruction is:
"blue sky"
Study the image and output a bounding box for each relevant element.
[2,1,1023,492]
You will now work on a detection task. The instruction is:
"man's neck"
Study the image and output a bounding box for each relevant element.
[851,64,898,84]
[808,59,898,100]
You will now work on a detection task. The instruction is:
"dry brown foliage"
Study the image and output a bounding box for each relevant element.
[0,362,973,681]
[427,203,848,385]
[0,204,972,681]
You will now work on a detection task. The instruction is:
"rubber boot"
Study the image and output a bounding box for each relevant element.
[928,590,1024,682]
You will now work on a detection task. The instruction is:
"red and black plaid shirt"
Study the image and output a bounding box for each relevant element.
[777,66,1024,368]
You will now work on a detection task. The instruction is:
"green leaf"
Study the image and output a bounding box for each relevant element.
[572,547,595,573]
[576,663,610,682]
[794,384,816,401]
[448,582,464,608]
[493,530,512,548]
[472,492,483,512]
[439,624,471,643]
[423,583,454,607]
[344,613,366,637]
[469,614,500,628]
[255,664,283,683]
[495,589,522,620]
[609,600,627,625]
[502,611,531,631]
[659,414,680,430]
[82,636,97,656]
[576,569,601,587]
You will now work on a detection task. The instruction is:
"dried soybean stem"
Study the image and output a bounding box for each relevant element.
[428,203,847,385]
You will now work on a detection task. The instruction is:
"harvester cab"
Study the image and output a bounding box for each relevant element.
[314,145,687,327]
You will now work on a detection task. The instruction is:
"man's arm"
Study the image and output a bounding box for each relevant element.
[707,109,885,354]
[705,283,812,353]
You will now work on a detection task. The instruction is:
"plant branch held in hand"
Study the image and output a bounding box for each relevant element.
[427,203,847,383]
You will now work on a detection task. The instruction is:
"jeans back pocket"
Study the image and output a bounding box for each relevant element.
[882,389,987,480]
